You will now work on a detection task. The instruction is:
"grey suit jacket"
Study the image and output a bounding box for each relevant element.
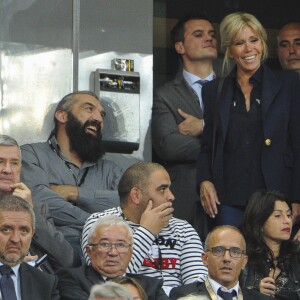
[31,202,76,273]
[152,72,203,222]
[19,262,60,300]
[169,281,272,300]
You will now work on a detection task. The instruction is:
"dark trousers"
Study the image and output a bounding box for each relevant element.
[215,204,245,228]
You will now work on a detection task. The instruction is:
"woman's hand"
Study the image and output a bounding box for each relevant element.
[259,277,276,297]
[199,181,220,218]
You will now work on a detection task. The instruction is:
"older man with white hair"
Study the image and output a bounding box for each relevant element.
[57,215,168,300]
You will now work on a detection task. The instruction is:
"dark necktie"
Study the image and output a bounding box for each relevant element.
[217,288,236,300]
[0,265,17,300]
[196,79,209,86]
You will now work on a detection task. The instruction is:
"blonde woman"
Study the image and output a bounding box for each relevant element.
[198,12,300,229]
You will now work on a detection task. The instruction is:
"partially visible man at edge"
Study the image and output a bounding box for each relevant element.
[277,22,300,238]
[277,22,300,74]
[20,91,123,261]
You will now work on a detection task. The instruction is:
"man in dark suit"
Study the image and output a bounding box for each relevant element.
[170,226,271,300]
[57,215,168,300]
[277,22,300,239]
[152,13,217,240]
[0,194,59,299]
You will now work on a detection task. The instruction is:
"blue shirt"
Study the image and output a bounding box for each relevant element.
[183,69,214,110]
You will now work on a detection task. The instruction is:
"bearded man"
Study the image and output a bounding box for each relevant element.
[21,91,123,260]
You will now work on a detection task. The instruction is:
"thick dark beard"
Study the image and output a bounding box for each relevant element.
[65,112,105,163]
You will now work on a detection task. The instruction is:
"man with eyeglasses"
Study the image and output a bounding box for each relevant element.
[170,226,271,300]
[57,215,169,300]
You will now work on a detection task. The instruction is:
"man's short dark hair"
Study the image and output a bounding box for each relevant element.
[118,162,165,205]
[171,13,213,46]
[0,194,35,228]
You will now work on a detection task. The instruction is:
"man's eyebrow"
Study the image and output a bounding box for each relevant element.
[156,184,169,190]
[84,102,95,107]
[0,157,19,162]
[192,29,204,35]
[278,38,300,45]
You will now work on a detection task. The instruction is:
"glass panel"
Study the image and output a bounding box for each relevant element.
[0,0,73,144]
[79,0,153,161]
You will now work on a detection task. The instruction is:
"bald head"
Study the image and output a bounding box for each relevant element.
[277,23,300,72]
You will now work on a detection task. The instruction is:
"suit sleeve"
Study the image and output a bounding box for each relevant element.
[152,85,201,162]
[196,82,217,185]
[33,202,76,268]
[51,275,61,300]
[57,268,90,300]
[290,72,300,203]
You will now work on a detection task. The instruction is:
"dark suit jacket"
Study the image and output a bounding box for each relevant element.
[152,72,204,227]
[31,202,76,273]
[19,262,60,300]
[57,265,169,300]
[197,65,300,205]
[169,281,272,300]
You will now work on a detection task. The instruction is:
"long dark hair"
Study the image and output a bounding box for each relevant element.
[241,190,299,273]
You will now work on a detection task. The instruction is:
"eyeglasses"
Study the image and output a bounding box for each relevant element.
[206,246,245,258]
[89,242,133,253]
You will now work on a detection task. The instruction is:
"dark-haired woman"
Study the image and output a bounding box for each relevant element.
[240,190,300,299]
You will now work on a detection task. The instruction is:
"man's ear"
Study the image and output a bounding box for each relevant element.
[130,187,143,205]
[86,245,92,259]
[175,41,185,55]
[241,255,248,270]
[54,110,68,125]
[202,252,209,268]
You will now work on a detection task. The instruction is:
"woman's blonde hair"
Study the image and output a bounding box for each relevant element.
[220,12,268,74]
